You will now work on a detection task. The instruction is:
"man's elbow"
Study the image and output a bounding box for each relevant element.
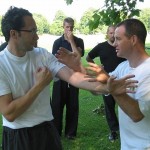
[132,114,144,122]
[4,114,16,122]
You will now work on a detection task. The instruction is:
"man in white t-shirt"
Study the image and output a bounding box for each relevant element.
[0,6,136,150]
[56,19,150,150]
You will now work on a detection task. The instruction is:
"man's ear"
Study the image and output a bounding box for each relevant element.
[131,35,138,46]
[10,30,18,40]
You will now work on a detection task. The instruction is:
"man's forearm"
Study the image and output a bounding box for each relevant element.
[2,83,46,122]
[113,94,144,122]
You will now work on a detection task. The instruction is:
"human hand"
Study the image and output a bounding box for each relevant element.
[66,31,74,43]
[55,47,85,73]
[85,62,109,84]
[107,75,138,96]
[34,67,53,88]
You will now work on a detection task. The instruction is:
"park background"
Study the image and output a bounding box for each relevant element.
[0,0,150,51]
[0,0,150,150]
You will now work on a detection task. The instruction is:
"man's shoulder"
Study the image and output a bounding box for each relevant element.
[0,42,7,51]
[100,41,108,45]
[74,35,83,40]
[30,47,49,55]
[94,41,107,47]
[54,36,63,43]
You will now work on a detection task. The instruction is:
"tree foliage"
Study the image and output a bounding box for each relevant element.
[65,0,144,30]
[138,8,150,32]
[79,8,107,34]
[79,8,96,34]
[33,13,50,34]
[49,10,66,35]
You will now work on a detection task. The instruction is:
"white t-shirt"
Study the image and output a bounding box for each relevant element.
[110,59,150,150]
[0,47,65,129]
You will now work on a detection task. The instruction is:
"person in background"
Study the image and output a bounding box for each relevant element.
[51,17,84,140]
[86,25,126,142]
[0,42,7,51]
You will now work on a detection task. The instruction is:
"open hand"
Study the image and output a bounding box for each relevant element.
[85,62,109,83]
[107,75,138,96]
[55,47,85,72]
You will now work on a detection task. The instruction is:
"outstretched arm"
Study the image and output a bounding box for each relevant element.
[57,65,138,96]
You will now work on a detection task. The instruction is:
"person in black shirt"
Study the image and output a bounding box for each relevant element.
[0,42,7,51]
[86,26,125,142]
[52,17,84,140]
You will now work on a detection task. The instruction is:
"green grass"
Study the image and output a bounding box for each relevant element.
[61,90,120,150]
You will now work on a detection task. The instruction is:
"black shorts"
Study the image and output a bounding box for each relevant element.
[2,121,62,150]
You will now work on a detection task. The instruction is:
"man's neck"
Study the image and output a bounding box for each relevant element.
[107,40,114,46]
[7,44,26,57]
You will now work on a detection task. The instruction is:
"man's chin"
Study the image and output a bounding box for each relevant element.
[28,47,34,51]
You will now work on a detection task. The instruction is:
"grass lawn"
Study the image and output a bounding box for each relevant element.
[61,90,120,150]
[0,43,149,150]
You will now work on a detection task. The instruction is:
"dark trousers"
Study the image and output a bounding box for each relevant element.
[2,121,62,150]
[52,80,79,137]
[103,95,119,132]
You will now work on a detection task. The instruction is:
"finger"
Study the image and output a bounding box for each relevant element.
[86,66,102,73]
[88,78,98,82]
[126,88,137,93]
[56,49,66,55]
[109,75,117,80]
[59,47,71,54]
[126,84,138,88]
[122,74,136,80]
[85,70,97,76]
[88,62,99,68]
[85,67,99,73]
[55,54,64,60]
[125,79,138,84]
[84,75,96,78]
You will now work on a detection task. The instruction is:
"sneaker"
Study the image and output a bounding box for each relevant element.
[108,131,118,142]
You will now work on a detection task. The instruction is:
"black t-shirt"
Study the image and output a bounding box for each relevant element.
[52,35,84,57]
[0,42,7,51]
[88,41,126,73]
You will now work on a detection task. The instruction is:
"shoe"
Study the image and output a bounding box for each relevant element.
[66,135,75,140]
[108,131,118,142]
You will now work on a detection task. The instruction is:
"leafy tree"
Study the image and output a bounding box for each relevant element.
[65,0,144,30]
[49,10,78,35]
[79,8,96,34]
[49,10,66,35]
[79,8,108,34]
[33,13,50,35]
[138,8,150,32]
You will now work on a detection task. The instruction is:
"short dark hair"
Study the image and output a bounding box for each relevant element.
[63,17,74,26]
[1,6,32,42]
[116,18,147,45]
